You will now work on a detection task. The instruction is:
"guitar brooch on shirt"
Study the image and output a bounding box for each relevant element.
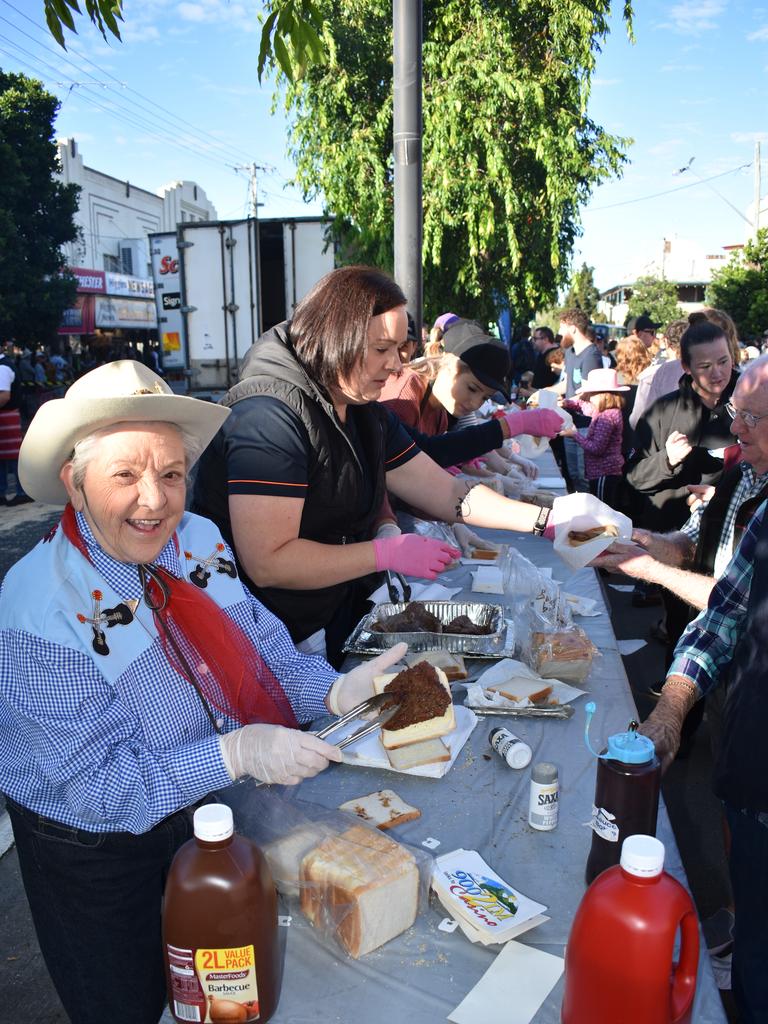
[184,543,237,588]
[76,591,137,656]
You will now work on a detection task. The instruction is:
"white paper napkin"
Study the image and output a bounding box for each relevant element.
[366,580,463,604]
[448,940,563,1024]
[465,659,586,707]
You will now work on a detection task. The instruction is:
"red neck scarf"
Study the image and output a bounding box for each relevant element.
[61,504,298,730]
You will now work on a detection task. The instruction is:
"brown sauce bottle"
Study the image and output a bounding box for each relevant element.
[163,804,281,1024]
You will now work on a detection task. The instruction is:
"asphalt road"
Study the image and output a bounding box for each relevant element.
[0,504,737,1022]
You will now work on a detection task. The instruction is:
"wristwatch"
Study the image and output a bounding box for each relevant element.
[532,505,551,537]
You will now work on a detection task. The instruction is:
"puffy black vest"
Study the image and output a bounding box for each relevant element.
[204,324,387,643]
[714,503,768,811]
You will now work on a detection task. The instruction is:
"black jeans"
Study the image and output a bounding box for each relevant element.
[6,798,194,1024]
[725,804,768,1023]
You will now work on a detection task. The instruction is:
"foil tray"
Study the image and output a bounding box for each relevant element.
[344,601,508,657]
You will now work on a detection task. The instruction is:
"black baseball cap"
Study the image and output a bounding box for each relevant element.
[635,314,661,332]
[442,319,511,399]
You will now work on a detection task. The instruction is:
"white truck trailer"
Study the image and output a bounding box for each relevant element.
[150,216,334,391]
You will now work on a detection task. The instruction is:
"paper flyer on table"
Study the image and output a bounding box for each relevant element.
[367,580,462,604]
[432,849,547,942]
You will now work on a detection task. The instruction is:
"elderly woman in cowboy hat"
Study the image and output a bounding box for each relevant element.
[0,360,403,1024]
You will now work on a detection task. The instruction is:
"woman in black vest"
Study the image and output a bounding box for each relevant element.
[194,266,551,665]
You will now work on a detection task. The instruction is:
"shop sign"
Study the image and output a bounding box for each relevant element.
[105,272,155,299]
[68,267,106,293]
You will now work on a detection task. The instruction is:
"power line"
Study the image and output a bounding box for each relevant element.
[0,0,261,169]
[585,163,752,212]
[0,34,258,176]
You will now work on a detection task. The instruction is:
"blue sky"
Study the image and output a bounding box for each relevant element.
[0,0,766,292]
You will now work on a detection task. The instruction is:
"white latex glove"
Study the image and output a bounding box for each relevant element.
[218,724,341,785]
[452,523,500,559]
[374,521,401,539]
[507,451,539,480]
[326,642,408,716]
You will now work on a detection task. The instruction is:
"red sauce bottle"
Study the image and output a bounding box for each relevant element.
[163,804,281,1024]
[562,835,699,1024]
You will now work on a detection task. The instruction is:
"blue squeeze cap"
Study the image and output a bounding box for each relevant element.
[606,729,655,764]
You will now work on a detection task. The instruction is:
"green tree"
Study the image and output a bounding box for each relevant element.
[625,276,682,330]
[706,230,768,339]
[282,0,631,325]
[0,70,80,344]
[563,262,600,318]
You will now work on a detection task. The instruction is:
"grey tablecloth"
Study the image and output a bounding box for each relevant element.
[164,467,726,1024]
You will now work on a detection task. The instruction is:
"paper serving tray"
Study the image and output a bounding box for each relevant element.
[344,601,506,656]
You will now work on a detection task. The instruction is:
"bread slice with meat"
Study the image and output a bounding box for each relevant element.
[373,662,455,750]
[299,824,419,958]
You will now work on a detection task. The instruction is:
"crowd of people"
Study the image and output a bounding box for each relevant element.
[1,266,768,1023]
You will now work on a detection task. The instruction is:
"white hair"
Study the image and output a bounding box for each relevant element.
[68,421,202,490]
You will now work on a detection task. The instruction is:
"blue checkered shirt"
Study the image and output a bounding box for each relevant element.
[680,463,768,577]
[0,512,337,833]
[670,500,767,695]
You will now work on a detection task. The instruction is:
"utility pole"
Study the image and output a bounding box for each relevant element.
[392,0,423,335]
[755,141,762,239]
[233,162,266,335]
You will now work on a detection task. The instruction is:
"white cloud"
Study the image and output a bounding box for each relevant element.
[648,139,684,157]
[592,77,621,87]
[176,0,259,32]
[747,25,768,40]
[660,63,703,72]
[659,0,727,34]
[731,130,768,143]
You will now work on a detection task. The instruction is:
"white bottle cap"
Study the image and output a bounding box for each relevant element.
[620,834,664,877]
[508,742,533,769]
[194,804,234,842]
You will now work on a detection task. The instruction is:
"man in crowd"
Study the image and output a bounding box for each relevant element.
[632,314,661,350]
[551,308,602,491]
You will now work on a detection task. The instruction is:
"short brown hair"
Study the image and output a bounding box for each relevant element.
[560,308,591,335]
[615,337,653,385]
[589,391,625,412]
[701,307,740,365]
[663,319,688,355]
[290,266,406,391]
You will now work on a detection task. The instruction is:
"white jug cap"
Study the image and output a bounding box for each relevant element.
[620,834,664,877]
[194,804,234,842]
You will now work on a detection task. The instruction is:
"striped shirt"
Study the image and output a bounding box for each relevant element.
[670,500,767,695]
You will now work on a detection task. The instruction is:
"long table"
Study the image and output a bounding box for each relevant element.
[203,532,725,1024]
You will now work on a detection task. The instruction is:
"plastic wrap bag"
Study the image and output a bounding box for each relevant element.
[503,547,572,629]
[217,782,433,960]
[551,492,632,570]
[520,623,599,684]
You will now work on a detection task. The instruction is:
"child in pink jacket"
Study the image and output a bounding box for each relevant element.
[561,368,629,507]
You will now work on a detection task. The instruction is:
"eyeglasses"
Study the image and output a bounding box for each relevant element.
[726,402,768,429]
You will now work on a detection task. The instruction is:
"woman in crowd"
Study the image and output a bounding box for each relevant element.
[0,359,402,1024]
[193,267,557,664]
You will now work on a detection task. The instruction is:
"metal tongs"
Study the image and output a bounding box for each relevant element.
[384,569,412,603]
[315,691,402,750]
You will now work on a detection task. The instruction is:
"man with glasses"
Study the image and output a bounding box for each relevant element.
[637,355,768,1023]
[633,314,661,349]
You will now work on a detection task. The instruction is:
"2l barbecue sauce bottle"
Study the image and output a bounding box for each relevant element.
[163,804,281,1024]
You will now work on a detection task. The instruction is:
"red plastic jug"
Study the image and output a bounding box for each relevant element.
[562,835,699,1024]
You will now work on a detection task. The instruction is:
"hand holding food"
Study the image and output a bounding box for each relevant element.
[566,524,619,546]
[504,408,562,439]
[326,642,408,716]
[218,725,342,785]
[372,534,461,580]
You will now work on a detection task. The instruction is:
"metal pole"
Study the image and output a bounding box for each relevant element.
[393,0,423,334]
[755,141,762,239]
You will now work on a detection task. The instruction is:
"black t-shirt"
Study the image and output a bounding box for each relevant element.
[531,347,561,389]
[564,343,602,398]
[193,396,418,544]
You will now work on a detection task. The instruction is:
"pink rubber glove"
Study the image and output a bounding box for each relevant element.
[504,408,562,439]
[372,534,461,580]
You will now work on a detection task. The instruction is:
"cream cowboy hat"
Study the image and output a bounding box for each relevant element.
[19,360,230,505]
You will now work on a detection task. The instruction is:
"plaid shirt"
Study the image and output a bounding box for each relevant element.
[670,500,767,695]
[0,511,336,833]
[680,463,768,578]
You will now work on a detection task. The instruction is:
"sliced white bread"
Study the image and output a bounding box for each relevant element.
[485,678,554,705]
[338,789,421,830]
[374,665,455,750]
[299,824,419,958]
[386,738,451,771]
[404,649,467,681]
